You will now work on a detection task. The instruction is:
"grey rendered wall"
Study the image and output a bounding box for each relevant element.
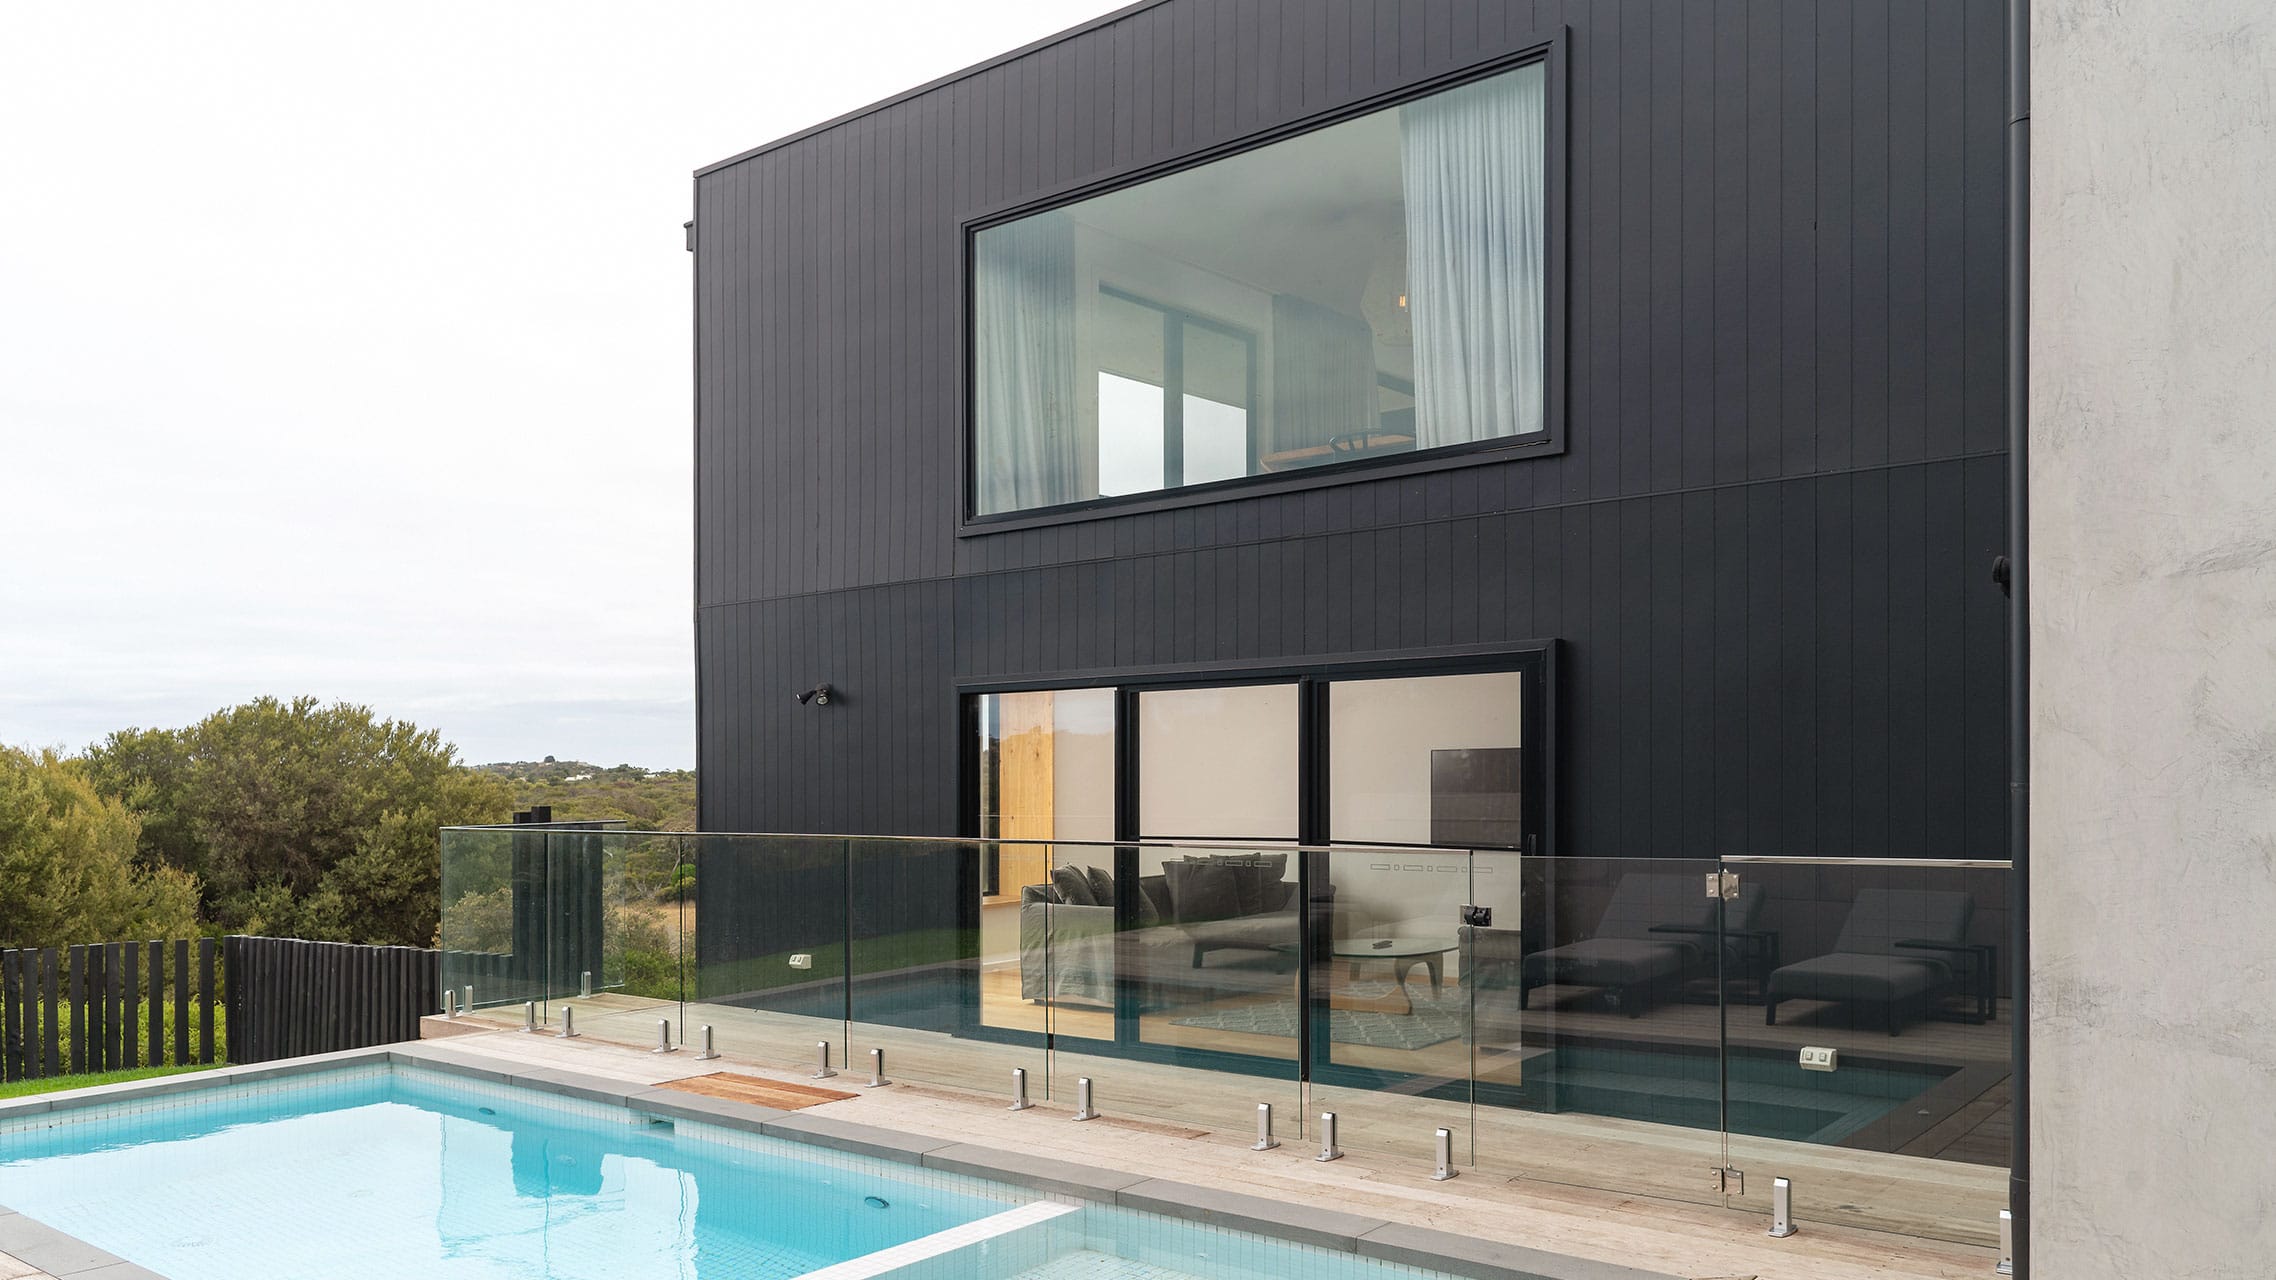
[2030,1,2276,1274]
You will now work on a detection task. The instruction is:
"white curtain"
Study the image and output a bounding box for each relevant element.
[1400,63,1546,449]
[973,212,1077,514]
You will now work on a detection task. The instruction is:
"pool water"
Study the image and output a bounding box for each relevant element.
[0,1068,1014,1280]
[1515,1045,1955,1143]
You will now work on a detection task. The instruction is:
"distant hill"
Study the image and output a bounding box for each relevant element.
[474,759,696,831]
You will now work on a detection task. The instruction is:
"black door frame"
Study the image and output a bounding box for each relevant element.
[955,641,1557,1082]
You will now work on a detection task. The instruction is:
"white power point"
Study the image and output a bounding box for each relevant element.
[789,953,813,970]
[1799,1046,1838,1072]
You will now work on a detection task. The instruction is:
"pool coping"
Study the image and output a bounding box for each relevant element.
[0,1044,1683,1280]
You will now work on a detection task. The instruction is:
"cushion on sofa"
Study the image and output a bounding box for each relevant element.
[1163,859,1241,922]
[1082,865,1117,906]
[1051,865,1098,907]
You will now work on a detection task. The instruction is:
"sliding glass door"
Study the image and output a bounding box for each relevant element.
[963,654,1545,1095]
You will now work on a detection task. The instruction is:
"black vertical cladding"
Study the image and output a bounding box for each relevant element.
[694,0,2010,860]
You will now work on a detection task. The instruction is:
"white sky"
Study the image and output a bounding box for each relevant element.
[0,1,1120,770]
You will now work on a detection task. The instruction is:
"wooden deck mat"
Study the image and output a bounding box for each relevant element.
[656,1072,858,1110]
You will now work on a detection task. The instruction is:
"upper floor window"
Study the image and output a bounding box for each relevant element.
[970,59,1547,519]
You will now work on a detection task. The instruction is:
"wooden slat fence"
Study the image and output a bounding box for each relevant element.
[0,939,220,1082]
[221,936,438,1065]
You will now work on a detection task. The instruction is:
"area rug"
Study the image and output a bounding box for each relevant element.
[1171,983,1470,1051]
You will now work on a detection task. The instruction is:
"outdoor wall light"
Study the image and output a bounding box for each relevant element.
[796,683,834,706]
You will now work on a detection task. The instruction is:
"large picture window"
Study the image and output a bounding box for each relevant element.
[971,59,1549,518]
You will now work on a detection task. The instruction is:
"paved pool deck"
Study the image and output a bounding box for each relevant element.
[0,1026,2005,1280]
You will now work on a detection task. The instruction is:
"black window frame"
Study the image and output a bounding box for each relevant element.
[956,643,1557,858]
[1094,284,1262,494]
[956,31,1570,535]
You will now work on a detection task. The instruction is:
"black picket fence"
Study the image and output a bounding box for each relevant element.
[221,935,439,1065]
[0,939,221,1082]
[0,936,443,1082]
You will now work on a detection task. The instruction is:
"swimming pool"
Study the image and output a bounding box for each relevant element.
[1509,1044,1956,1143]
[0,1058,1511,1280]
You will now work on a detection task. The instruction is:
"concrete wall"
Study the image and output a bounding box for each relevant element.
[2032,2,2276,1275]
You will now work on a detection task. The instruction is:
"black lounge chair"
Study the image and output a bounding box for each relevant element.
[1764,887,1974,1035]
[1518,873,1765,1015]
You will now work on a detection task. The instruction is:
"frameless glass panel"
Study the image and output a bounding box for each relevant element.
[1721,859,2012,1247]
[1042,841,1304,1139]
[1137,684,1298,841]
[974,690,1115,1038]
[972,59,1548,516]
[1329,671,1525,847]
[1471,855,1729,1209]
[1308,845,1477,1167]
[571,831,693,1052]
[846,838,1044,1097]
[686,835,849,1074]
[439,828,526,1011]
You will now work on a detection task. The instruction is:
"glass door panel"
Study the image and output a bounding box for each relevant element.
[1127,684,1301,1087]
[1328,670,1524,847]
[974,689,1115,1039]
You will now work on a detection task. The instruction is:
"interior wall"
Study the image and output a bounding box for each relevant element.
[2031,1,2276,1273]
[1329,671,1525,934]
[1136,683,1300,841]
[1049,688,1117,844]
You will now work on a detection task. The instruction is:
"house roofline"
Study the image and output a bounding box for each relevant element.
[694,0,1169,180]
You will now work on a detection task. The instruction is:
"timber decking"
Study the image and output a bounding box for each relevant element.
[656,1071,857,1110]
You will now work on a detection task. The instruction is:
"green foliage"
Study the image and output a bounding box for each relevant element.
[439,884,513,954]
[83,697,514,947]
[0,1062,223,1102]
[477,759,696,832]
[0,747,202,949]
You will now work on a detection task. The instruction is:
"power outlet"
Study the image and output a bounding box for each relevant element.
[1799,1045,1839,1072]
[789,953,813,970]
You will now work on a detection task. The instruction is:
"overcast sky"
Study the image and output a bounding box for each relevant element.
[0,1,1118,770]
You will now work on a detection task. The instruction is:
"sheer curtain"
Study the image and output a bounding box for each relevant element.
[1270,293,1377,456]
[1400,62,1546,449]
[973,211,1077,514]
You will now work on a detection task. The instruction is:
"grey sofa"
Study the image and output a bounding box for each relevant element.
[1517,873,1767,1015]
[1018,854,1331,1008]
[1764,887,1974,1035]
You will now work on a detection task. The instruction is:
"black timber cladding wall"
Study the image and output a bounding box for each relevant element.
[694,0,2012,863]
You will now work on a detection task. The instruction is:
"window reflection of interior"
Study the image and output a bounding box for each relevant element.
[1095,290,1256,496]
[972,60,1546,517]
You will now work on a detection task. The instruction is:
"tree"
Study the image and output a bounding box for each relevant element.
[85,697,513,946]
[0,746,201,948]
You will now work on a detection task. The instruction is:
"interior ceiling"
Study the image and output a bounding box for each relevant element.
[1072,109,1405,316]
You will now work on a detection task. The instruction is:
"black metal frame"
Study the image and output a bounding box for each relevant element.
[956,30,1572,535]
[1095,284,1262,490]
[953,643,1555,1081]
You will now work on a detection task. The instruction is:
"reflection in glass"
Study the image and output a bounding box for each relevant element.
[1328,671,1524,847]
[974,690,1115,1037]
[972,60,1548,516]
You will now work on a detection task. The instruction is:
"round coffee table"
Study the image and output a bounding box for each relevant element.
[1330,936,1458,1014]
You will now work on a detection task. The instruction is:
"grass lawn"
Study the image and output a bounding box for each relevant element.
[0,1060,223,1101]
